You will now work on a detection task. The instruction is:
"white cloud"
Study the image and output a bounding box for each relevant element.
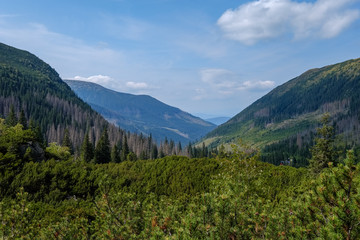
[72,75,114,84]
[238,80,275,91]
[69,75,126,91]
[200,68,237,87]
[218,0,360,45]
[0,21,124,79]
[126,81,148,89]
[197,68,240,98]
[198,68,275,98]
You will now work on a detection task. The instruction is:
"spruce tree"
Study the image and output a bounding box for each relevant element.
[81,132,94,162]
[94,127,111,164]
[309,114,337,174]
[187,142,193,158]
[5,105,17,127]
[121,135,129,162]
[151,145,158,159]
[29,119,45,148]
[111,143,121,163]
[18,109,27,129]
[177,141,182,154]
[201,142,207,158]
[62,128,73,154]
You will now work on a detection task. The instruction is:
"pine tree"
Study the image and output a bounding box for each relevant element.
[81,132,94,162]
[62,128,74,154]
[94,127,111,164]
[151,145,158,159]
[29,119,45,148]
[309,114,337,174]
[111,143,121,163]
[5,105,17,127]
[121,135,129,162]
[201,142,207,158]
[147,134,153,154]
[309,150,360,239]
[177,141,182,154]
[18,109,27,129]
[187,143,193,158]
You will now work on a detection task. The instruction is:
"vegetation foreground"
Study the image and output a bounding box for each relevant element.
[1,116,360,239]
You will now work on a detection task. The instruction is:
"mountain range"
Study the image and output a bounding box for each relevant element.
[0,42,160,157]
[65,80,216,144]
[2,41,360,166]
[203,58,360,164]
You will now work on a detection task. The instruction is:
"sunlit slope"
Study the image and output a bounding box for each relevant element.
[204,58,360,148]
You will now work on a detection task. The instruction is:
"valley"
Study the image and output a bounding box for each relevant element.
[1,42,360,239]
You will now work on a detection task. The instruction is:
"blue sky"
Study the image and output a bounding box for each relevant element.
[1,0,360,118]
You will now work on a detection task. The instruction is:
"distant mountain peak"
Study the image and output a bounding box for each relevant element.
[65,79,216,144]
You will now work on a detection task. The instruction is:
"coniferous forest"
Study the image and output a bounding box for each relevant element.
[1,44,360,239]
[1,111,360,239]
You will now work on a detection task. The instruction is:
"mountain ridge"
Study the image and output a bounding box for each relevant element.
[203,58,360,153]
[0,42,160,157]
[65,80,216,144]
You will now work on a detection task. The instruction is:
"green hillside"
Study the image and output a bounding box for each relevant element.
[2,44,360,240]
[65,80,215,144]
[204,58,360,162]
[0,43,159,157]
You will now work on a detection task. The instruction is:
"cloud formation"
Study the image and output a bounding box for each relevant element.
[70,75,126,91]
[239,80,275,91]
[198,68,275,99]
[200,68,237,88]
[0,21,124,79]
[218,0,360,45]
[72,75,114,85]
[126,81,148,89]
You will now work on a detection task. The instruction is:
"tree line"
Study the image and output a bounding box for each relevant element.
[1,113,360,239]
[1,107,215,164]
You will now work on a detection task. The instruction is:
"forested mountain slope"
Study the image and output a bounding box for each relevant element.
[204,58,360,155]
[65,80,216,144]
[0,42,156,155]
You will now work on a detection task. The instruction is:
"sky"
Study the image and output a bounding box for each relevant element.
[1,0,360,119]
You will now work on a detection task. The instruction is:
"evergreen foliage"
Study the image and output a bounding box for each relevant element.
[121,135,129,162]
[1,121,360,238]
[111,143,121,163]
[3,43,360,239]
[62,128,73,154]
[5,105,17,127]
[0,42,171,160]
[204,58,360,162]
[80,132,94,162]
[18,108,27,129]
[309,114,337,174]
[94,127,111,164]
[307,150,360,239]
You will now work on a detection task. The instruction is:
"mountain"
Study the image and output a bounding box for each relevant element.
[205,117,231,126]
[65,80,216,144]
[0,42,157,156]
[203,58,360,164]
